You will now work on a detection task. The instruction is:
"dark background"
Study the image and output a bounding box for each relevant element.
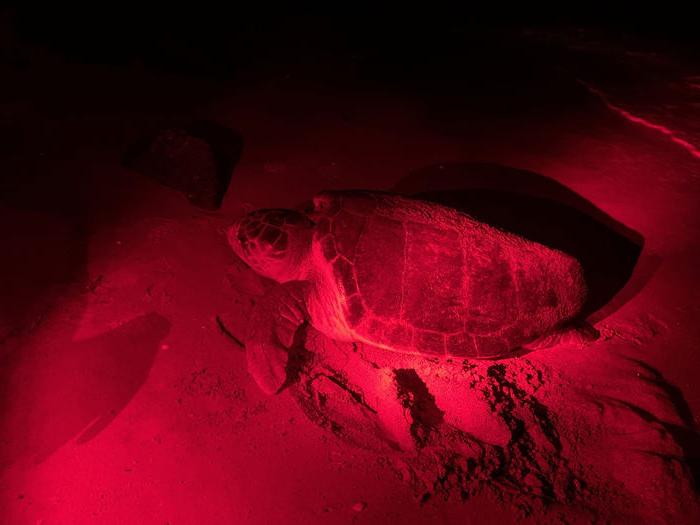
[5,8,699,78]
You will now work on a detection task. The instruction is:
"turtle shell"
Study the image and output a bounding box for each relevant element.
[310,191,586,358]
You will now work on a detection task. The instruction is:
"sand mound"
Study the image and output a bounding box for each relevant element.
[287,328,699,523]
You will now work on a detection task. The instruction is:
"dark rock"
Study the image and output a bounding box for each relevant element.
[124,121,242,209]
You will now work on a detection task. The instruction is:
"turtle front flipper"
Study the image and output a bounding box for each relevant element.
[246,282,309,394]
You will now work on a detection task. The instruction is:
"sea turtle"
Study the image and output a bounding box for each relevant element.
[228,191,589,395]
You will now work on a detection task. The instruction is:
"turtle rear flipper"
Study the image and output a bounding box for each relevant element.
[522,321,600,352]
[247,282,309,394]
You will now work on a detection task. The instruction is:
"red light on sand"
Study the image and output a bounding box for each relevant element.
[3,14,700,524]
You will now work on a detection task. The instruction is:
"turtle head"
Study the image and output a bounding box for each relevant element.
[228,209,314,282]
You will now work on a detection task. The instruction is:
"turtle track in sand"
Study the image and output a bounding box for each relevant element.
[289,329,700,523]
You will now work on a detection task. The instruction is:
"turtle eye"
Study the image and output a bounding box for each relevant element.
[258,227,289,258]
[260,226,282,245]
[274,234,288,251]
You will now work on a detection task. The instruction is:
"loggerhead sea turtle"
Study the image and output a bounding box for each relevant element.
[228,191,590,395]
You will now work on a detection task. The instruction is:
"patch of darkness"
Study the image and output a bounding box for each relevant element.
[394,369,445,447]
[123,121,243,210]
[395,163,651,322]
